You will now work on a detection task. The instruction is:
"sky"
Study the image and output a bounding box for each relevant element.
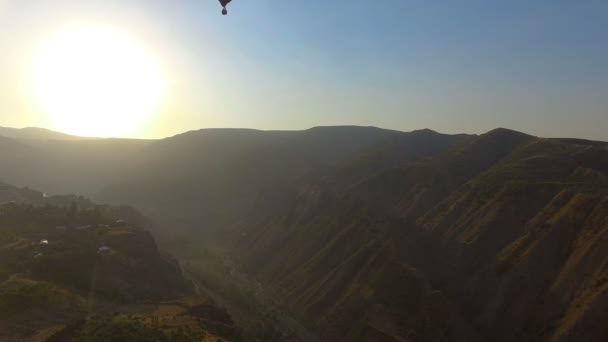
[0,0,607,140]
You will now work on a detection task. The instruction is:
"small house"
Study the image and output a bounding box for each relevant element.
[97,245,113,256]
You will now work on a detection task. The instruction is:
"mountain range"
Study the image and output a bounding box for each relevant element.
[0,125,607,341]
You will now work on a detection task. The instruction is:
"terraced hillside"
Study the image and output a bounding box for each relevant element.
[0,184,240,342]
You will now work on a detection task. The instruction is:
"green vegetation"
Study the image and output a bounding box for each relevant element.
[0,278,85,319]
[32,235,99,290]
[184,250,252,309]
[179,247,285,341]
[49,316,204,342]
[0,201,231,341]
[0,229,14,245]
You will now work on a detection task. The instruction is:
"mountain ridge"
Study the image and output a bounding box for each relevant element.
[220,128,608,341]
[0,126,87,141]
[0,124,607,341]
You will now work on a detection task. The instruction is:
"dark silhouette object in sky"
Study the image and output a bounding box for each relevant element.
[219,0,232,15]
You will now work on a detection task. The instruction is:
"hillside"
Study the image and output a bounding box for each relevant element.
[0,126,469,226]
[0,184,240,342]
[0,125,466,219]
[225,129,608,341]
[94,127,470,238]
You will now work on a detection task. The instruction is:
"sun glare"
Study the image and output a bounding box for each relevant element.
[29,25,166,137]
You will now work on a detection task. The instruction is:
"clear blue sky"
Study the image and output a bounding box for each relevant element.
[0,0,607,139]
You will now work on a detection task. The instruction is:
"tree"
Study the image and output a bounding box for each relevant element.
[70,201,78,217]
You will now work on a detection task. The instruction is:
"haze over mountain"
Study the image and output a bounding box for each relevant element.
[0,125,607,341]
[2,1,607,341]
[0,126,87,141]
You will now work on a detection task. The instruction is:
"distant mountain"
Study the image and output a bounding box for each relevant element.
[0,126,87,141]
[93,126,470,234]
[0,134,152,194]
[0,126,466,199]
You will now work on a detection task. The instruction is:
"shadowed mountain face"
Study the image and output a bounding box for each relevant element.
[0,126,469,230]
[94,127,471,234]
[1,125,607,341]
[226,129,608,341]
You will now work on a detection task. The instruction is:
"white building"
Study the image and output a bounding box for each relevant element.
[97,245,113,256]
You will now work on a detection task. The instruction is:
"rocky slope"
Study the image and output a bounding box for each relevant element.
[228,129,608,341]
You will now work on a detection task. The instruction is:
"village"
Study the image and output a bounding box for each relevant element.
[32,219,129,260]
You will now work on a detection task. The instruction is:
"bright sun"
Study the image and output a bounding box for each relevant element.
[29,25,166,137]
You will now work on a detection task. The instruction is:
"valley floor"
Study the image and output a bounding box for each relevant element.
[176,246,321,342]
